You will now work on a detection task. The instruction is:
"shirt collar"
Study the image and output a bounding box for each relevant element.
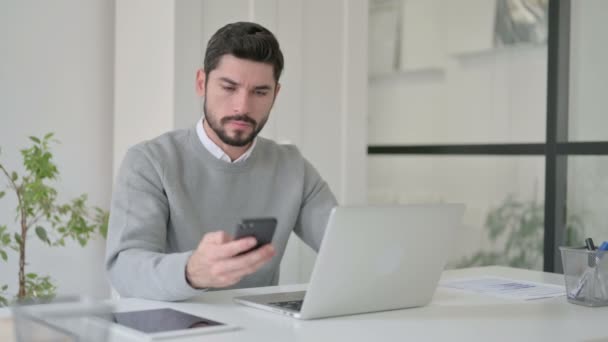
[196,118,256,163]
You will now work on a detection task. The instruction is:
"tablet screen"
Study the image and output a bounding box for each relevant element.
[111,308,223,334]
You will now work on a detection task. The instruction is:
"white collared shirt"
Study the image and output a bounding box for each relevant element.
[196,118,256,163]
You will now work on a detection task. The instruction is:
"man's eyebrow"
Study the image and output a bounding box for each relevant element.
[218,77,273,91]
[218,77,238,86]
[253,85,272,91]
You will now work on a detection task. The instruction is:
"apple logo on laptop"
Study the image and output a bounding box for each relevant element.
[375,245,404,276]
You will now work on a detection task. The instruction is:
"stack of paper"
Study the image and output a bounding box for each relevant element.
[440,276,565,300]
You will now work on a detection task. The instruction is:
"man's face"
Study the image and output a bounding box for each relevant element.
[197,55,280,147]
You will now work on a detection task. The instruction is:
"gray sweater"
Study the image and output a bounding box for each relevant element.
[105,126,337,301]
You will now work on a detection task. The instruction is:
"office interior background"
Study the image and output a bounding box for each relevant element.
[0,0,607,300]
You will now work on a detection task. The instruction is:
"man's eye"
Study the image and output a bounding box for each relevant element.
[222,86,236,92]
[255,90,268,96]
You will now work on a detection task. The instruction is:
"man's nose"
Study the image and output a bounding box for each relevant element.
[233,91,252,114]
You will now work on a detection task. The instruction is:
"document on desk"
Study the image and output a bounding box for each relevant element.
[440,276,565,300]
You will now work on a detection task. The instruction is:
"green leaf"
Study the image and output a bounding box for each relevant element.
[29,136,41,144]
[14,233,22,246]
[0,191,4,199]
[99,223,108,239]
[44,133,54,140]
[0,250,6,262]
[77,237,86,247]
[11,172,18,182]
[26,273,37,279]
[35,226,50,245]
[1,285,7,291]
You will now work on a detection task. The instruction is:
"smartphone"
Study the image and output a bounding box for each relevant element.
[234,217,277,254]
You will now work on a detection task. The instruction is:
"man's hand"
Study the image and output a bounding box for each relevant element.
[186,231,276,289]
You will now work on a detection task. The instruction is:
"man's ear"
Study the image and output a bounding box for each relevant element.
[274,82,281,98]
[195,69,206,97]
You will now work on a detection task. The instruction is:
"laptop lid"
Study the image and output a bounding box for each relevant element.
[298,204,464,319]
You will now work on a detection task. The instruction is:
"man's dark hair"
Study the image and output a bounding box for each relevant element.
[204,22,284,82]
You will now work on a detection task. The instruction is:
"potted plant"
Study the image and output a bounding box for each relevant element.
[0,133,108,306]
[452,194,584,269]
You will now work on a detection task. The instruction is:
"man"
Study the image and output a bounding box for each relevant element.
[105,22,337,301]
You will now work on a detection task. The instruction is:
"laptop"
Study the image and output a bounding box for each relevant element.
[234,204,465,319]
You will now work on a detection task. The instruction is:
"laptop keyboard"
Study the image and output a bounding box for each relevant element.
[268,300,303,312]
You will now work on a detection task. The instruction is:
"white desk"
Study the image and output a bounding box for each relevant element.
[2,266,608,341]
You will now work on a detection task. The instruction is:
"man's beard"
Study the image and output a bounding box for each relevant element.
[203,98,269,147]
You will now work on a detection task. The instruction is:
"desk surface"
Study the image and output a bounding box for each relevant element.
[2,266,608,342]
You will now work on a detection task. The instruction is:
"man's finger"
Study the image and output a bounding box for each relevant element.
[202,231,232,245]
[217,244,275,273]
[209,237,258,260]
[226,251,275,280]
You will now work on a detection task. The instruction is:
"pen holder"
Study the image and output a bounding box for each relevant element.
[560,246,608,307]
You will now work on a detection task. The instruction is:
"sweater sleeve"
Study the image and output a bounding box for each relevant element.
[105,146,205,301]
[292,158,338,252]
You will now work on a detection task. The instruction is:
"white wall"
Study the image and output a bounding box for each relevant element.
[174,0,205,131]
[0,0,114,299]
[113,0,176,175]
[286,0,368,282]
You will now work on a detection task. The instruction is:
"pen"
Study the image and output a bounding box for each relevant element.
[593,241,608,300]
[585,238,597,268]
[570,239,600,299]
[585,238,596,251]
